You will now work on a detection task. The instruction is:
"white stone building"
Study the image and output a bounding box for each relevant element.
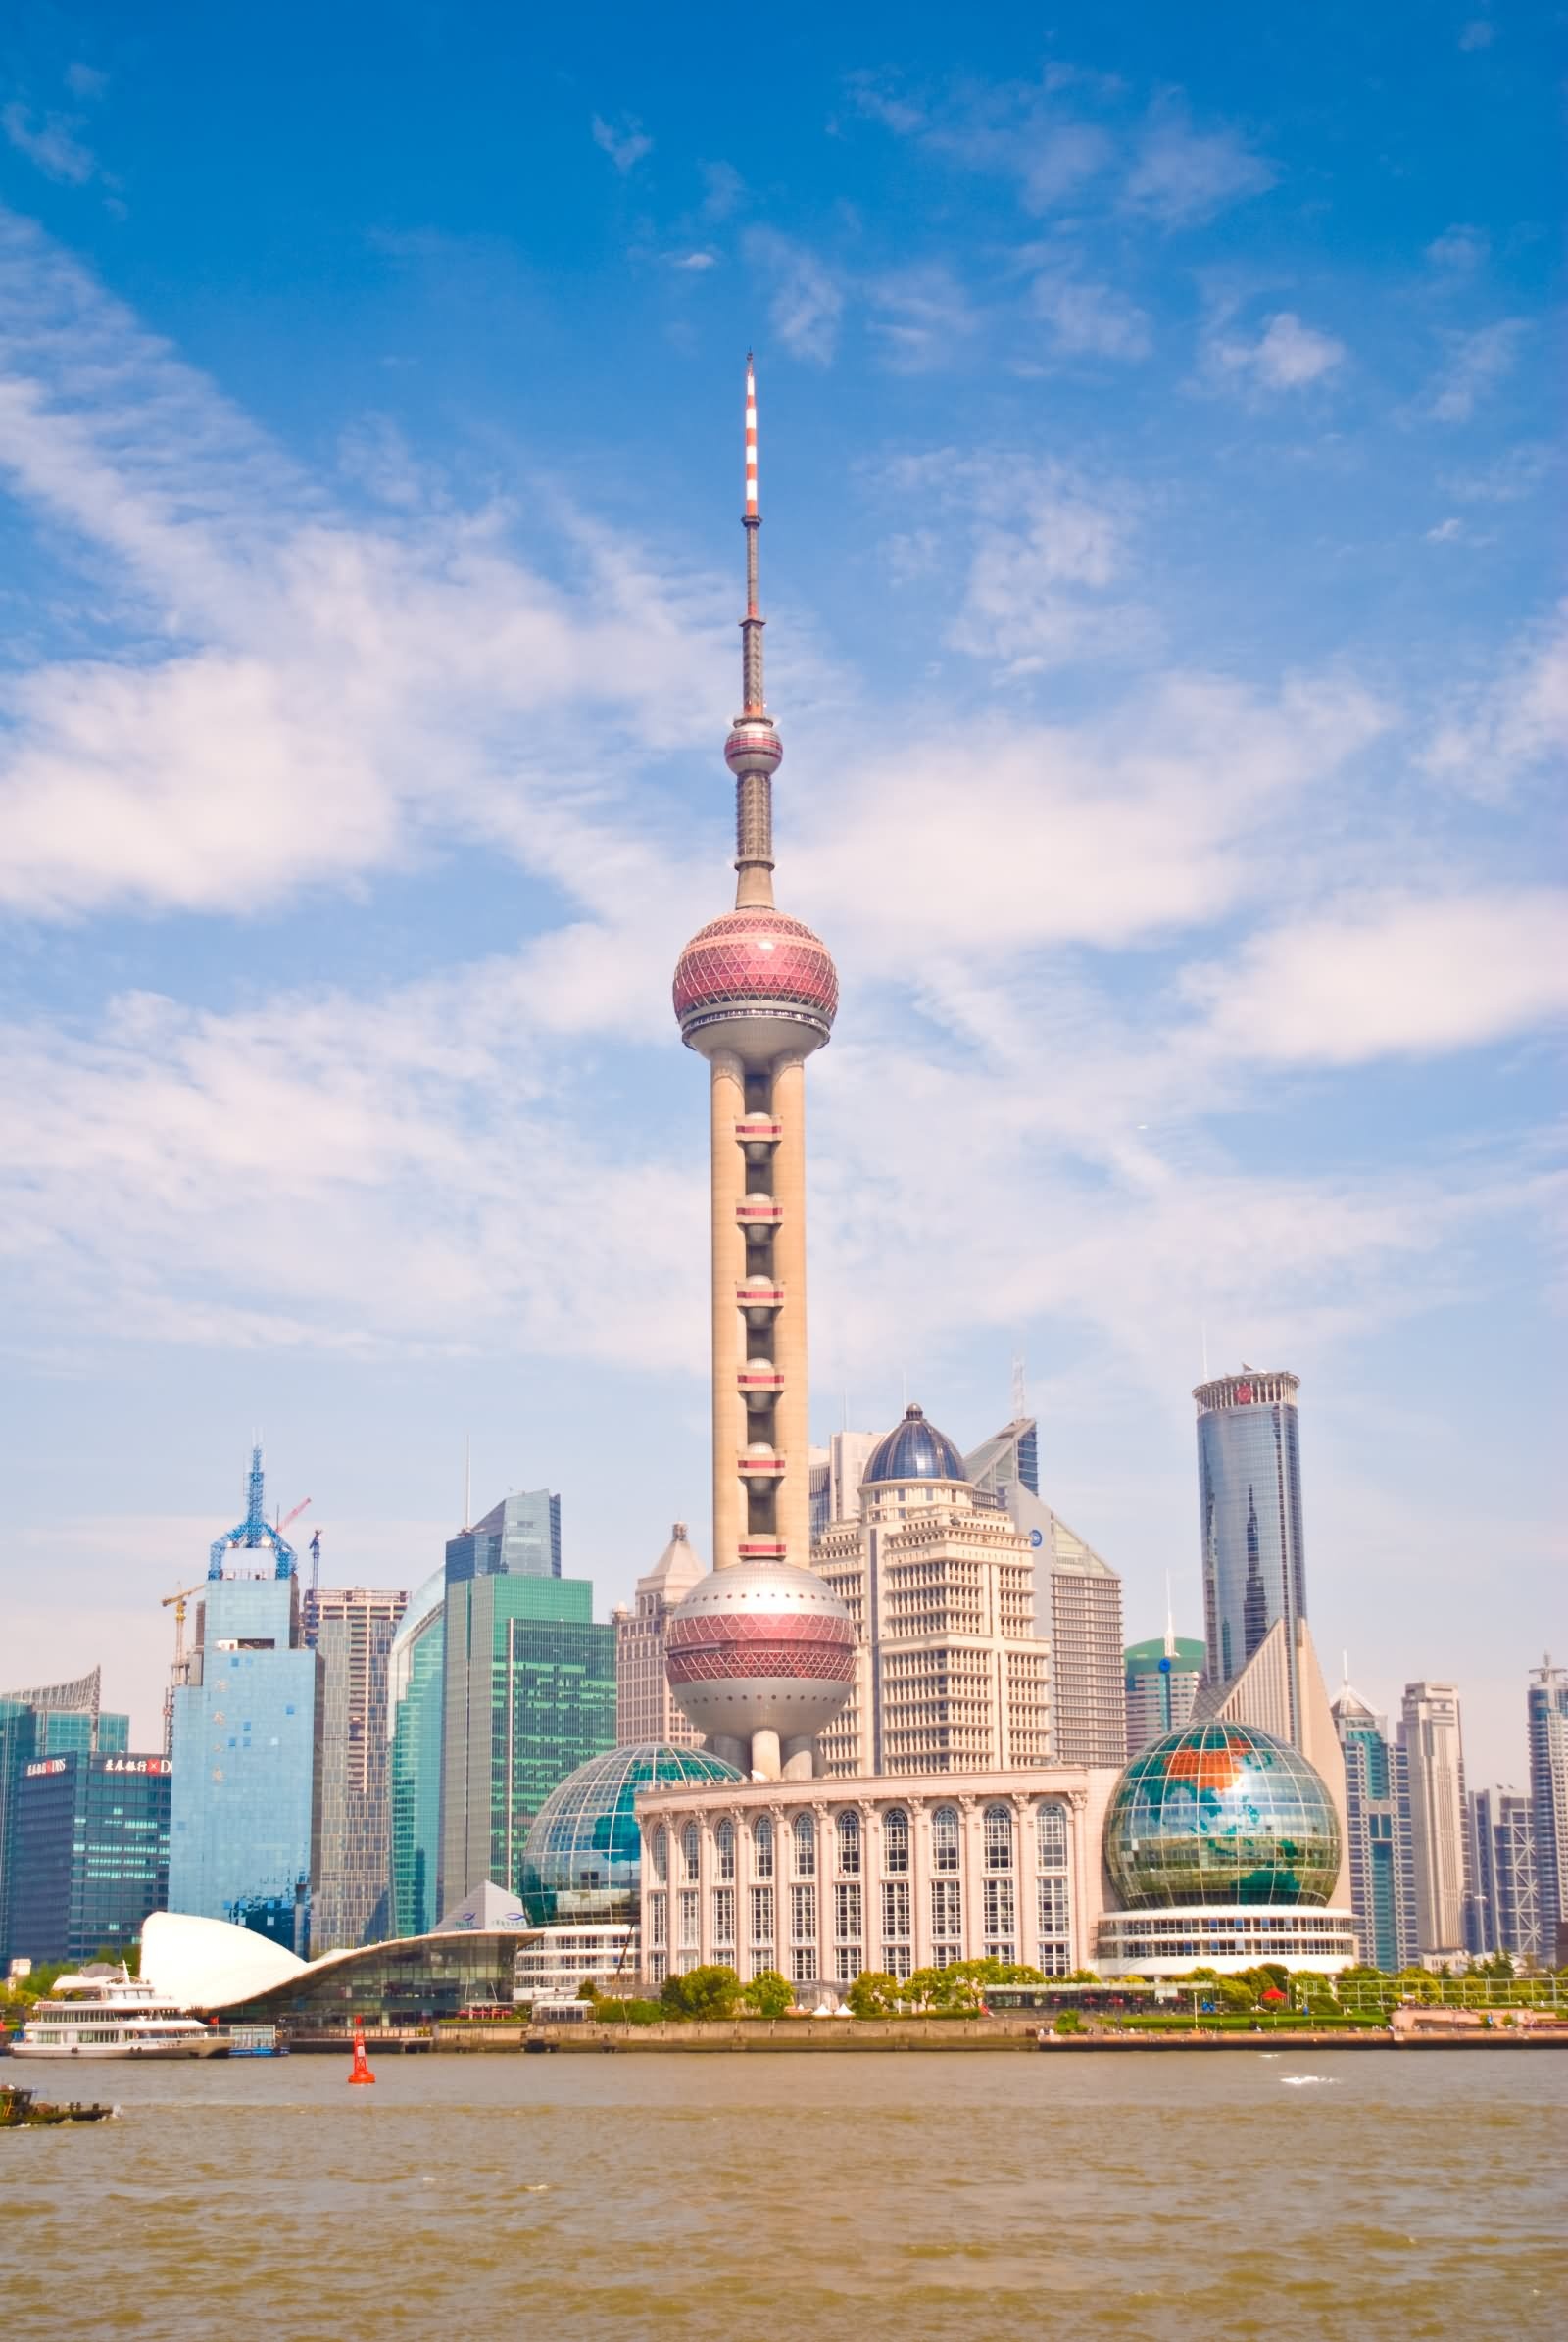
[636,1767,1117,1990]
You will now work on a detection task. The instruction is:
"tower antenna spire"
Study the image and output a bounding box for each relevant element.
[728,351,779,910]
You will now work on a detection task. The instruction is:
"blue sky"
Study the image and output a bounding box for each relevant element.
[0,4,1560,1788]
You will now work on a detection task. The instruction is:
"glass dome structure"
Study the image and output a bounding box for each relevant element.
[519,1743,742,1926]
[863,1403,969,1487]
[1104,1722,1342,1909]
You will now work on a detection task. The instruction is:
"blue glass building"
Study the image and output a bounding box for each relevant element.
[9,1751,172,1964]
[0,1669,122,1964]
[1333,1684,1416,1969]
[1528,1661,1568,1963]
[389,1567,447,1939]
[520,1742,742,1926]
[1105,1722,1342,1909]
[169,1571,322,1957]
[1194,1370,1307,1740]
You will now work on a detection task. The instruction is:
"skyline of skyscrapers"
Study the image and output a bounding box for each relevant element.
[1333,1681,1417,1971]
[1527,1658,1568,1965]
[1400,1680,1470,1963]
[305,1585,409,1952]
[388,1566,447,1941]
[1468,1784,1541,1962]
[9,1749,171,1966]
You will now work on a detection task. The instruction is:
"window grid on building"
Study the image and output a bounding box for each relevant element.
[715,1818,735,1880]
[790,1881,816,1944]
[750,1883,774,1948]
[677,1888,699,1949]
[681,1823,700,1884]
[932,1806,959,1872]
[984,1803,1013,1871]
[834,1879,862,1942]
[711,1885,735,1947]
[793,1814,815,1878]
[836,1810,861,1875]
[753,1818,774,1878]
[883,1807,909,1874]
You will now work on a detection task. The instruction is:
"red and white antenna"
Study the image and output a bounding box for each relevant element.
[745,350,759,532]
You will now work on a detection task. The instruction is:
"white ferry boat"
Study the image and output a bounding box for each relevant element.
[11,1965,230,2060]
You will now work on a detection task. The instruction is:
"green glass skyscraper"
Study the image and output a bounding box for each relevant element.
[389,1567,447,1939]
[438,1495,614,1914]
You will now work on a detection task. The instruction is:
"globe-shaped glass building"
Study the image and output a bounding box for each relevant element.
[1104,1722,1342,1909]
[519,1743,742,1926]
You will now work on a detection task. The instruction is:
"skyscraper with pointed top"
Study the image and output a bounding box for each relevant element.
[663,358,855,1782]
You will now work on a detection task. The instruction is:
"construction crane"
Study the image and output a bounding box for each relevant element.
[160,1582,206,1756]
[277,1497,312,1535]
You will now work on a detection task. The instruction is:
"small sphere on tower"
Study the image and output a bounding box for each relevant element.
[725,719,784,778]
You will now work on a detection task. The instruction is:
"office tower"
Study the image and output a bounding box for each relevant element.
[438,1498,614,1912]
[1528,1658,1568,1964]
[814,1404,1050,1777]
[169,1451,323,1955]
[965,1417,1126,1767]
[1125,1633,1206,1759]
[1399,1681,1469,1962]
[0,1667,117,1965]
[8,1750,171,1965]
[808,1431,879,1540]
[305,1586,409,1951]
[662,357,856,1780]
[612,1524,706,1748]
[444,1488,562,1581]
[388,1567,446,1940]
[1469,1786,1541,1962]
[1194,1369,1307,1743]
[1333,1683,1417,1970]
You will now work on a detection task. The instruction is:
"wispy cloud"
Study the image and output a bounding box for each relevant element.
[1422,603,1568,800]
[1457,20,1494,51]
[1423,318,1528,421]
[1031,270,1152,361]
[590,113,652,173]
[1425,224,1489,272]
[746,228,844,365]
[1209,310,1347,391]
[868,264,979,371]
[1122,96,1275,225]
[2,103,97,185]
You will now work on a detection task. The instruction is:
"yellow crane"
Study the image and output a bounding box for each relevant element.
[160,1582,206,1755]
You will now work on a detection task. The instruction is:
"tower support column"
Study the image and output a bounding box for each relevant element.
[710,1050,748,1572]
[770,1052,810,1565]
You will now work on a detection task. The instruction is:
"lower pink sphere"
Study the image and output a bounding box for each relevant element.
[665,1561,855,1743]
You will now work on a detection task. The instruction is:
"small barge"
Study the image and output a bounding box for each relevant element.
[1,2083,117,2127]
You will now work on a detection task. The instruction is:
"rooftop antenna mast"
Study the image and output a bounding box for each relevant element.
[1011,1353,1027,1422]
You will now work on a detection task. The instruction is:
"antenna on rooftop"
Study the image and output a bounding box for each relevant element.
[463,1433,472,1534]
[1011,1352,1027,1422]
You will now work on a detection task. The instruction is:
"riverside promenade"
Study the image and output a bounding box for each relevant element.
[283,2017,1568,2054]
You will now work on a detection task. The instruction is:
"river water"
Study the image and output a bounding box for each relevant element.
[5,2049,1564,2339]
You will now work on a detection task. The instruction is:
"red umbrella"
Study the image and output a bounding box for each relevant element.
[1260,1988,1287,2003]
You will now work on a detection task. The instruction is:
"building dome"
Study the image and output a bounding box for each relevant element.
[863,1403,969,1488]
[665,1560,856,1747]
[672,907,838,1061]
[519,1742,742,1926]
[1104,1722,1342,1910]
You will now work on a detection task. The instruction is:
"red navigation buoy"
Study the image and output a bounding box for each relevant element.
[347,2020,375,2086]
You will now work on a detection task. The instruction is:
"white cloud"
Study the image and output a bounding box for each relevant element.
[1425,516,1464,542]
[1210,311,1346,390]
[867,264,979,371]
[1457,20,1494,50]
[746,228,844,365]
[590,114,652,173]
[64,63,109,100]
[2,103,97,184]
[1032,271,1152,361]
[1123,97,1275,224]
[1183,891,1568,1064]
[1426,224,1489,272]
[667,249,718,271]
[1423,603,1568,798]
[1424,319,1527,422]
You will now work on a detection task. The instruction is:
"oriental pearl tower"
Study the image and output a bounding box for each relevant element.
[664,357,855,1781]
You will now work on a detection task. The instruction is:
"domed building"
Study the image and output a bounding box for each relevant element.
[813,1403,1050,1778]
[1096,1722,1358,1975]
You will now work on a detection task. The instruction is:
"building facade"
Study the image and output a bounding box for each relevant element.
[388,1566,446,1941]
[637,1767,1116,1989]
[8,1751,171,1965]
[814,1406,1050,1779]
[1194,1370,1307,1744]
[0,1669,124,1963]
[1527,1659,1568,1965]
[964,1418,1126,1768]
[169,1569,323,1955]
[808,1431,878,1540]
[305,1586,409,1952]
[1468,1786,1541,1962]
[444,1488,562,1583]
[1333,1684,1417,1971]
[612,1525,706,1748]
[1125,1635,1207,1759]
[438,1537,614,1913]
[1399,1681,1470,1962]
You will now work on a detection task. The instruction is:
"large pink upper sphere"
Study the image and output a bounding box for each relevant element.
[673,907,838,1059]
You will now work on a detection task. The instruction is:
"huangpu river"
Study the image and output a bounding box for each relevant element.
[6,2050,1565,2339]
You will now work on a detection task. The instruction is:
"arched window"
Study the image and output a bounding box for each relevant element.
[836,1810,861,1876]
[650,1826,667,1885]
[715,1817,736,1881]
[793,1813,816,1878]
[753,1817,774,1879]
[984,1804,1013,1872]
[1036,1802,1067,1869]
[681,1822,700,1884]
[883,1808,909,1875]
[932,1806,959,1873]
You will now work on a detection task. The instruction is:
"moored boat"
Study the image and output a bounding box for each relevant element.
[11,1965,229,2060]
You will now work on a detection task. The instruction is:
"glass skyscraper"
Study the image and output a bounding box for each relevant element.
[169,1573,322,1955]
[305,1585,409,1952]
[1528,1660,1568,1964]
[0,1669,122,1965]
[1333,1684,1416,1970]
[389,1567,447,1939]
[9,1751,172,1965]
[1194,1370,1306,1741]
[1468,1785,1541,1961]
[438,1493,614,1914]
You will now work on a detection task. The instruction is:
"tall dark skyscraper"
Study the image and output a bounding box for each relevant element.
[1529,1658,1568,1963]
[1194,1369,1306,1739]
